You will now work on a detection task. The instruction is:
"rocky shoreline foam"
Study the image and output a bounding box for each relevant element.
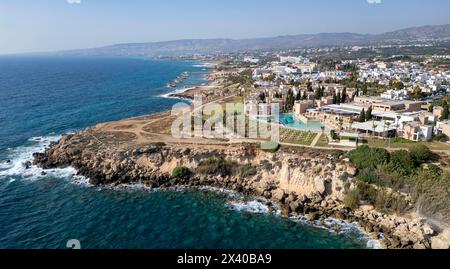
[32,129,447,249]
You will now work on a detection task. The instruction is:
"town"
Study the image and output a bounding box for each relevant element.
[194,44,450,151]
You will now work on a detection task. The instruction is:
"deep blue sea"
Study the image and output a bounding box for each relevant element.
[0,56,375,249]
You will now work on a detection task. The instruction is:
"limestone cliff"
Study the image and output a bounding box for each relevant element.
[33,131,444,249]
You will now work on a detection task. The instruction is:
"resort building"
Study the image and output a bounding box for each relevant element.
[436,121,450,137]
[353,96,423,113]
[403,122,434,141]
[442,122,450,139]
[315,96,334,108]
[350,121,397,138]
[293,100,313,115]
[433,106,445,118]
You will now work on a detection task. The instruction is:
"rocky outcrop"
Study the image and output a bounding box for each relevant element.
[33,131,444,249]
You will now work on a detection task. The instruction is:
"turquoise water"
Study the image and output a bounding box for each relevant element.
[0,56,371,249]
[261,114,323,131]
[279,114,323,131]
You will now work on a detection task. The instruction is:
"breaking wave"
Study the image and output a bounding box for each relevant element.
[0,135,89,186]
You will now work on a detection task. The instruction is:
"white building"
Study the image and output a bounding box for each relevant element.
[380,89,409,100]
[244,57,260,64]
[280,56,304,64]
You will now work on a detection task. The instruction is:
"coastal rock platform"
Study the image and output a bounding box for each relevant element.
[33,113,446,249]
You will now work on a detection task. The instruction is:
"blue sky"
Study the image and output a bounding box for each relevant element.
[0,0,449,54]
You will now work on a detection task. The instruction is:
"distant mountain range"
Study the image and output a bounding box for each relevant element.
[59,24,450,57]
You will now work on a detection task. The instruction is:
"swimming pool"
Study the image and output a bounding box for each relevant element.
[256,114,324,131]
[279,114,323,131]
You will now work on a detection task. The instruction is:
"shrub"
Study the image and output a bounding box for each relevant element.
[349,146,390,171]
[409,144,433,167]
[197,157,237,176]
[260,160,273,171]
[238,164,257,177]
[357,167,380,184]
[434,133,448,142]
[344,189,360,210]
[389,150,415,175]
[172,166,191,180]
[357,182,409,214]
[330,130,338,140]
[375,163,406,191]
[374,189,410,214]
[356,182,378,204]
[410,168,450,221]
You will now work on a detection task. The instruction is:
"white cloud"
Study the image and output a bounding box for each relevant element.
[67,0,82,4]
[367,0,382,4]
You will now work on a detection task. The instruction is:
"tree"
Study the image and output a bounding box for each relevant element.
[362,84,368,95]
[411,86,423,100]
[441,101,449,121]
[390,80,405,90]
[341,88,347,103]
[259,92,266,102]
[332,92,337,104]
[314,88,322,100]
[359,108,366,123]
[295,91,302,101]
[307,81,313,92]
[409,145,433,167]
[385,121,392,142]
[372,121,378,137]
[366,106,373,121]
[428,104,434,113]
[302,90,307,100]
[348,146,390,171]
[336,92,341,105]
[390,150,415,175]
[285,89,295,111]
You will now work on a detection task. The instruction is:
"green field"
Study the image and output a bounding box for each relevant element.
[366,137,450,151]
[280,128,318,146]
[315,133,330,147]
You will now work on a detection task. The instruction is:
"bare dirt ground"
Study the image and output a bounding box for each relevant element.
[86,91,245,152]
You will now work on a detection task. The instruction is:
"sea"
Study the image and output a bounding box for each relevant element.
[0,56,378,249]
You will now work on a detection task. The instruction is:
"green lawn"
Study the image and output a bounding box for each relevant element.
[315,133,330,147]
[280,128,318,146]
[366,137,450,151]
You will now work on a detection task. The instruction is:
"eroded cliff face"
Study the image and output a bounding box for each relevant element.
[33,132,443,249]
[33,132,352,198]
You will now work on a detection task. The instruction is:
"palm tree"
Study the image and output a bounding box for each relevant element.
[372,121,378,137]
[349,117,354,131]
[386,121,392,148]
[396,115,401,137]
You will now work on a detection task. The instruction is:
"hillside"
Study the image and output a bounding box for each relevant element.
[58,24,450,57]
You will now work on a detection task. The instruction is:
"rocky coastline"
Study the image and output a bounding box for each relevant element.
[31,128,450,250]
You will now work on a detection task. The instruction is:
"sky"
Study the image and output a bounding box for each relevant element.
[0,0,449,54]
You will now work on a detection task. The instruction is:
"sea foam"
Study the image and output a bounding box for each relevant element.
[159,86,195,99]
[0,135,88,185]
[228,200,270,214]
